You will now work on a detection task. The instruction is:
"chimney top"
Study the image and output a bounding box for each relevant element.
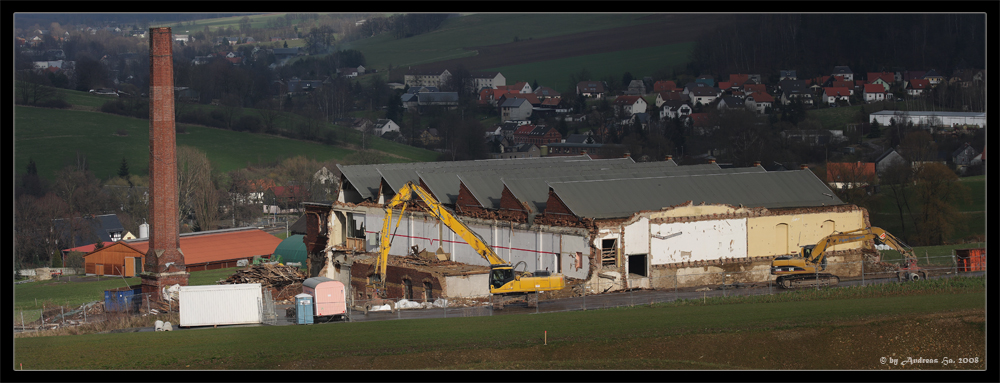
[800,164,809,170]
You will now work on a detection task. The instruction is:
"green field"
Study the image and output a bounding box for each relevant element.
[484,42,694,93]
[14,101,437,182]
[12,280,985,369]
[869,175,986,245]
[345,13,658,71]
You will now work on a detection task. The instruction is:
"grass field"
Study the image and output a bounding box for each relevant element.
[12,277,986,370]
[484,42,695,93]
[14,100,437,182]
[346,14,657,71]
[868,175,986,245]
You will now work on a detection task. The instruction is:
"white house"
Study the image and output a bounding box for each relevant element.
[614,96,647,117]
[863,84,887,103]
[660,101,692,120]
[470,71,505,90]
[501,97,532,121]
[374,119,400,136]
[744,93,774,114]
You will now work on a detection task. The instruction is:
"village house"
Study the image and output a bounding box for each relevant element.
[404,68,451,88]
[863,83,888,103]
[744,92,774,114]
[614,95,647,117]
[577,81,606,98]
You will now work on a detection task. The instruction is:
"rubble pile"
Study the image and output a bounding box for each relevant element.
[220,263,307,301]
[863,251,901,274]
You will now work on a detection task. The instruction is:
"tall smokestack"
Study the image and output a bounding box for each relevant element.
[142,27,188,300]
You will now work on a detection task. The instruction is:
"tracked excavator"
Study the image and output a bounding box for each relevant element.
[770,227,924,289]
[368,181,565,309]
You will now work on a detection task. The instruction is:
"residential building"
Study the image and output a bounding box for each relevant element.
[863,84,888,103]
[404,68,451,88]
[832,66,854,81]
[826,162,876,190]
[614,95,647,117]
[577,81,606,98]
[500,97,532,121]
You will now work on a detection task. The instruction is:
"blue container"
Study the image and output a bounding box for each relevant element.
[104,286,143,312]
[295,293,314,325]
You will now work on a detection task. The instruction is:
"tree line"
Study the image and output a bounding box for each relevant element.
[14,149,342,270]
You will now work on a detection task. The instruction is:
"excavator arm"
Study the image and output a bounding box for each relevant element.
[371,181,510,292]
[369,181,565,305]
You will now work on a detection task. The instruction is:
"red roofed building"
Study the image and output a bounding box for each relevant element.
[717,81,733,91]
[729,74,749,86]
[745,92,774,114]
[906,79,930,96]
[614,95,647,116]
[118,227,284,272]
[653,80,678,93]
[863,83,888,103]
[823,87,852,105]
[827,162,877,190]
[743,83,766,96]
[831,80,854,93]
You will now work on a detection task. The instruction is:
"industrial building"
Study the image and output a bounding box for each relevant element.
[869,110,985,129]
[303,155,870,303]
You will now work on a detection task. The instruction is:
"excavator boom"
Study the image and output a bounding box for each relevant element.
[370,181,565,304]
[771,226,920,288]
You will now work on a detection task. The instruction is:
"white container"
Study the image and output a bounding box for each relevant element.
[178,283,263,327]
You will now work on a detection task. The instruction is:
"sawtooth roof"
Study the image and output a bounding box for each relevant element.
[546,170,843,219]
[338,156,592,202]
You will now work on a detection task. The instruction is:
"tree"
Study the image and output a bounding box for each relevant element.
[912,163,969,245]
[239,16,252,35]
[880,160,916,238]
[17,158,47,198]
[304,25,335,55]
[117,157,131,186]
[16,70,57,105]
[177,146,219,231]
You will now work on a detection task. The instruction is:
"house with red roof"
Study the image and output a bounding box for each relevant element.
[743,83,766,96]
[652,80,678,93]
[863,83,888,103]
[614,95,647,117]
[655,91,685,107]
[906,79,930,96]
[729,74,749,86]
[823,87,852,105]
[745,92,774,114]
[826,162,876,190]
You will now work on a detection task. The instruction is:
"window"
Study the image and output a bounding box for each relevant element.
[403,278,413,300]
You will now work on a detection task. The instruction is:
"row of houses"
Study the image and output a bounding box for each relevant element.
[827,142,985,189]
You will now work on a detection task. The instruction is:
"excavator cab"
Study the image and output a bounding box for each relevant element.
[800,244,827,271]
[490,266,516,290]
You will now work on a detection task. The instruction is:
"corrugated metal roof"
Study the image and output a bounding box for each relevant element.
[123,227,283,265]
[502,164,762,214]
[547,170,842,219]
[338,156,587,202]
[425,158,637,206]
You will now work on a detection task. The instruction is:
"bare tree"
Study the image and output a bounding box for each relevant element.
[177,146,218,231]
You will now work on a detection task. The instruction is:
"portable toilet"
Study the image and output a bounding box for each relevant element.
[302,277,347,319]
[294,293,314,325]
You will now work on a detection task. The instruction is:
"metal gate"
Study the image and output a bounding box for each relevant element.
[260,289,277,325]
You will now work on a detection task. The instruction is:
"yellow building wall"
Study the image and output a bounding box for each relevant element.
[648,204,749,219]
[747,210,867,258]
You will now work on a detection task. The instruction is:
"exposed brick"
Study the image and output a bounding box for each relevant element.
[144,27,187,294]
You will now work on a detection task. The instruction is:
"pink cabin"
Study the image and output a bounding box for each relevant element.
[302,277,347,319]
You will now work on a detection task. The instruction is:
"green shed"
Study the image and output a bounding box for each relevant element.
[273,234,307,269]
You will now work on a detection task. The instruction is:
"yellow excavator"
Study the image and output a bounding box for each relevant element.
[368,181,565,309]
[770,227,924,289]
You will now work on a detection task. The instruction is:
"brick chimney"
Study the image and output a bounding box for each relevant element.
[665,155,673,162]
[141,27,188,301]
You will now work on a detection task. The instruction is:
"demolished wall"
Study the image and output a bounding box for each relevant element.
[585,202,871,291]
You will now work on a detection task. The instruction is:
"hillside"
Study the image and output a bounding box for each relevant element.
[13,89,438,182]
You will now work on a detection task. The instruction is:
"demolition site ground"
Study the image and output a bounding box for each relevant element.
[12,276,986,371]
